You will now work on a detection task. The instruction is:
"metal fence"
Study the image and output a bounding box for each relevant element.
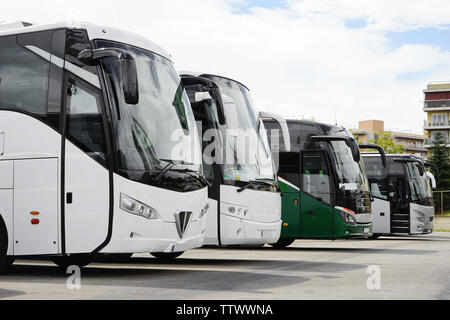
[433,190,450,214]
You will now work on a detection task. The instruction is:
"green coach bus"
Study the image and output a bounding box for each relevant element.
[263,118,378,248]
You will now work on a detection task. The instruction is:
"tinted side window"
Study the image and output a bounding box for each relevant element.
[66,77,107,165]
[278,152,300,187]
[65,29,97,75]
[299,123,320,149]
[264,119,287,153]
[0,32,51,120]
[288,123,301,152]
[387,159,405,176]
[363,156,388,200]
[301,151,332,204]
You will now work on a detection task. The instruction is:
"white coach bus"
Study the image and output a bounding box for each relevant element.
[180,72,283,247]
[0,21,209,271]
[363,153,436,237]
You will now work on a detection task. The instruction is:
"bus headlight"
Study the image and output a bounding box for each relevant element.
[336,206,357,226]
[120,193,160,220]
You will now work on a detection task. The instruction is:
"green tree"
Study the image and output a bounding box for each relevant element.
[369,131,406,154]
[349,129,360,143]
[428,132,450,191]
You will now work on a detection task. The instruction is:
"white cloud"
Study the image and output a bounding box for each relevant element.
[287,0,450,31]
[2,0,450,133]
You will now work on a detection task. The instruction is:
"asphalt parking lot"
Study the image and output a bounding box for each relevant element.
[0,232,449,300]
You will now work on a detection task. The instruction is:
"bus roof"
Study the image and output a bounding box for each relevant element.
[0,21,172,61]
[362,153,418,159]
[284,119,346,135]
[179,71,250,91]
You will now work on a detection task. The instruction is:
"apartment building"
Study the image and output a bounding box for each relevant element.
[351,120,427,158]
[424,82,450,155]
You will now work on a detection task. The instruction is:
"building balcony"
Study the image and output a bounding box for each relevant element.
[403,146,428,152]
[424,138,450,148]
[424,120,450,130]
[424,99,450,111]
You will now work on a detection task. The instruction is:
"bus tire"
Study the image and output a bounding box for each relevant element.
[270,238,295,249]
[52,255,92,270]
[0,218,14,274]
[151,252,184,260]
[369,234,381,240]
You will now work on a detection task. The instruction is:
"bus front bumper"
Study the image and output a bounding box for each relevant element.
[341,223,373,238]
[218,214,281,246]
[101,216,207,254]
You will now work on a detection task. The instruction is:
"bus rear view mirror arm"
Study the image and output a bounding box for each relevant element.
[359,144,387,168]
[78,48,139,105]
[424,162,439,179]
[259,111,291,153]
[311,136,361,163]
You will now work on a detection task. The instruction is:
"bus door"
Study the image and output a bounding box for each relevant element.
[62,74,111,254]
[300,150,334,238]
[389,176,410,234]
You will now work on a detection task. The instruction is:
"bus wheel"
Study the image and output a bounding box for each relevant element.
[270,238,295,249]
[369,234,381,240]
[52,255,92,270]
[0,220,14,274]
[151,252,184,260]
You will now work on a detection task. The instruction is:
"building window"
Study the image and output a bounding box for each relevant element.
[431,131,448,143]
[432,113,448,127]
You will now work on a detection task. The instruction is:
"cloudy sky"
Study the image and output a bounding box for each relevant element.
[3,0,450,133]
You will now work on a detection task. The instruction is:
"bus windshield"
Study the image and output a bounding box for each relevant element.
[204,75,276,185]
[329,140,369,194]
[328,129,370,214]
[98,40,203,188]
[406,162,428,202]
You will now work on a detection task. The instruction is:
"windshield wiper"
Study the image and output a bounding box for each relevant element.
[153,159,194,182]
[237,180,278,193]
[170,168,212,187]
[255,178,283,195]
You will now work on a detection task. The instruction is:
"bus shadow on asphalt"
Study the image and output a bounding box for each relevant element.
[125,257,366,272]
[373,236,450,241]
[0,288,26,299]
[0,263,315,292]
[227,246,437,255]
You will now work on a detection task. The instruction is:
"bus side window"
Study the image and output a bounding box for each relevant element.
[65,77,107,165]
[301,150,332,204]
[0,32,54,127]
[278,152,300,188]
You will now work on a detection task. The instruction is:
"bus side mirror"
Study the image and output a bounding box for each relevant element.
[119,57,139,105]
[195,92,213,103]
[78,47,139,105]
[211,88,226,126]
[194,91,226,126]
[345,139,361,163]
